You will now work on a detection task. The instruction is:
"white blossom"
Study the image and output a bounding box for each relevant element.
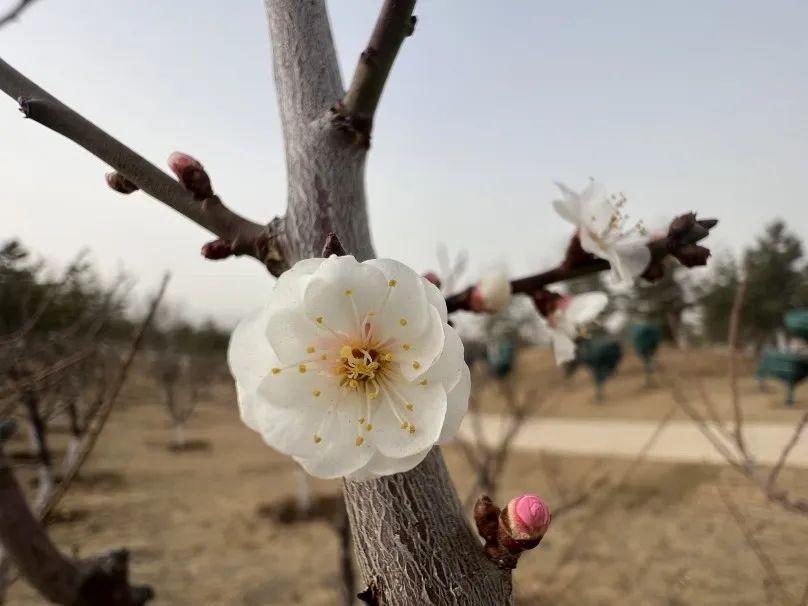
[542,292,609,365]
[553,180,651,283]
[228,255,470,481]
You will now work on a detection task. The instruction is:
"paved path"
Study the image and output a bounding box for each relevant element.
[458,414,808,467]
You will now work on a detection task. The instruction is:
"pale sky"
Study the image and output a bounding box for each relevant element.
[2,1,806,325]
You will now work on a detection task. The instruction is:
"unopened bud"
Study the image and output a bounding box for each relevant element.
[673,244,711,267]
[423,271,442,288]
[641,259,666,282]
[168,152,214,200]
[502,494,551,545]
[201,239,234,260]
[469,272,512,313]
[105,171,139,194]
[668,212,697,239]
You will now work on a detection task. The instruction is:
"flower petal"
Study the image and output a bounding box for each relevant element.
[227,306,275,431]
[364,258,430,343]
[266,257,325,317]
[422,276,448,324]
[552,331,577,365]
[303,255,388,337]
[370,380,447,458]
[348,446,432,482]
[438,364,471,443]
[565,292,609,325]
[552,182,582,224]
[422,323,465,393]
[393,305,446,382]
[610,241,651,283]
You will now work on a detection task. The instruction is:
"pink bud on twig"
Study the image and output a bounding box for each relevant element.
[503,494,551,543]
[105,171,139,194]
[474,493,551,570]
[468,272,512,313]
[168,152,214,200]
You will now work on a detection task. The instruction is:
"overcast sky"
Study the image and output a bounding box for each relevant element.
[2,1,806,325]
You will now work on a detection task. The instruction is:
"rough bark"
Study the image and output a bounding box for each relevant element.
[263,2,513,603]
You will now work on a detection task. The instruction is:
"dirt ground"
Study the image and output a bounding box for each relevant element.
[7,346,808,605]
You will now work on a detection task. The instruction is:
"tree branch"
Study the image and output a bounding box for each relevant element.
[0,0,40,29]
[0,58,287,275]
[336,0,417,147]
[445,219,718,313]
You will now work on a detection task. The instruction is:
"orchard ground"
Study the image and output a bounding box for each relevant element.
[7,347,808,605]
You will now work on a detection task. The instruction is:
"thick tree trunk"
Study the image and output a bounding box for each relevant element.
[263,4,512,602]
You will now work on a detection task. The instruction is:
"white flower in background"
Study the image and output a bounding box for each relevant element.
[543,292,609,365]
[553,180,651,283]
[469,272,512,313]
[228,255,470,481]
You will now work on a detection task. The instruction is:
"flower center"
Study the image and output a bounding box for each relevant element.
[338,344,390,392]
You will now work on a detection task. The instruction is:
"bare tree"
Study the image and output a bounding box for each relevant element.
[0,1,718,602]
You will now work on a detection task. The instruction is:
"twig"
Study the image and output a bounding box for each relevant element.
[39,274,169,523]
[336,0,417,147]
[0,59,286,275]
[767,410,808,495]
[717,484,795,606]
[728,275,748,456]
[0,0,40,28]
[445,222,717,313]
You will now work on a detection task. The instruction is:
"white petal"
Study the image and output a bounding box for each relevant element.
[393,305,446,382]
[580,182,614,235]
[422,323,465,393]
[256,357,341,411]
[370,380,447,458]
[227,306,274,431]
[293,404,375,479]
[611,241,651,283]
[578,225,609,259]
[421,277,448,324]
[552,331,577,365]
[303,255,388,337]
[438,364,471,443]
[552,182,582,224]
[565,292,609,325]
[265,307,324,366]
[266,257,325,317]
[364,258,430,343]
[348,447,432,482]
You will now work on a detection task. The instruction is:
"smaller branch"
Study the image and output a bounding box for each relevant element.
[0,58,288,276]
[728,275,748,456]
[335,0,417,147]
[446,218,717,313]
[767,410,808,495]
[0,0,40,28]
[717,484,795,606]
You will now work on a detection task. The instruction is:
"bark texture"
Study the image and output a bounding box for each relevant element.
[263,1,513,603]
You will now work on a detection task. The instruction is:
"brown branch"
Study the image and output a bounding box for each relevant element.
[39,274,169,523]
[717,484,795,606]
[0,0,40,28]
[767,410,808,496]
[728,275,748,456]
[335,0,417,147]
[445,218,717,313]
[0,58,288,276]
[0,427,153,605]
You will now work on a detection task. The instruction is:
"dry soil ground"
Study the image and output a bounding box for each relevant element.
[7,346,808,605]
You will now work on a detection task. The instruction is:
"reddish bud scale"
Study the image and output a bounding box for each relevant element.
[668,212,697,239]
[201,239,233,260]
[168,152,214,200]
[105,171,139,194]
[673,244,711,267]
[531,290,563,318]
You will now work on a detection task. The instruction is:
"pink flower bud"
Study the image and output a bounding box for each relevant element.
[423,271,442,288]
[503,494,551,542]
[168,152,214,200]
[105,171,139,194]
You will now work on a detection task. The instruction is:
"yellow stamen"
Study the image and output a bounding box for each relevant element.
[344,289,353,295]
[358,417,366,424]
[406,403,414,411]
[366,423,373,431]
[271,367,282,375]
[340,345,353,359]
[388,279,397,287]
[400,421,409,430]
[419,379,428,385]
[382,353,393,362]
[355,436,364,446]
[321,354,328,360]
[312,389,321,397]
[412,361,421,370]
[306,346,316,354]
[402,344,410,351]
[298,364,307,373]
[313,434,322,444]
[399,318,407,326]
[316,316,324,324]
[408,424,416,435]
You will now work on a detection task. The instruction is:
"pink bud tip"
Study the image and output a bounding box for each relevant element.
[168,151,213,200]
[423,271,442,288]
[201,239,233,260]
[105,171,139,194]
[506,494,551,541]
